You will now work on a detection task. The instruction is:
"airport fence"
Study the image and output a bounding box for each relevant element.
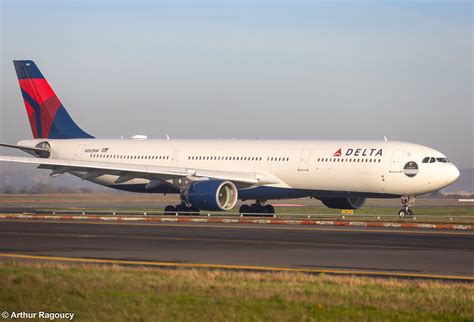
[6,209,474,224]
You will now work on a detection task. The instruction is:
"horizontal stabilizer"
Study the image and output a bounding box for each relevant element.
[0,143,50,158]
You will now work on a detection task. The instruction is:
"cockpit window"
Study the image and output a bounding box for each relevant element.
[423,156,450,164]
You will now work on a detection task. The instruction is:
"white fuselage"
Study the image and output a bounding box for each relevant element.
[19,138,460,199]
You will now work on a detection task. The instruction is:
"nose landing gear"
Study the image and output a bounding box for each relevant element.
[399,196,415,217]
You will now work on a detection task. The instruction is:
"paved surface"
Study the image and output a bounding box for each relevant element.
[0,220,472,278]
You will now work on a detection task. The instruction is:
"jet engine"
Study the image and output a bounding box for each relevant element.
[320,197,366,209]
[186,180,238,211]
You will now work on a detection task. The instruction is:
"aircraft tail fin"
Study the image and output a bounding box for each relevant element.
[13,60,93,139]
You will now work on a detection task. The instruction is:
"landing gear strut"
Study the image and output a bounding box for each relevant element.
[239,200,275,214]
[399,196,415,217]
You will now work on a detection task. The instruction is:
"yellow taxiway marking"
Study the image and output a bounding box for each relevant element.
[0,231,425,250]
[0,219,472,236]
[0,253,472,281]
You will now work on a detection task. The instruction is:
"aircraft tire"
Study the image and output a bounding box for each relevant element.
[263,204,275,214]
[398,209,407,218]
[164,205,176,215]
[253,204,264,214]
[239,204,251,214]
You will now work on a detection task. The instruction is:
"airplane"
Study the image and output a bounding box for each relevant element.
[0,60,460,217]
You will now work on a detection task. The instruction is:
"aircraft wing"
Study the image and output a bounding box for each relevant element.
[0,155,282,188]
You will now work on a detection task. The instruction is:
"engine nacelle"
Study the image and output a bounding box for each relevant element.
[320,197,366,209]
[186,180,238,211]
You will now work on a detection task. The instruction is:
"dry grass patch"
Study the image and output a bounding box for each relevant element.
[0,260,472,321]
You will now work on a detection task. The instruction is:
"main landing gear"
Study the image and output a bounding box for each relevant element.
[399,196,415,218]
[239,200,275,214]
[164,202,199,215]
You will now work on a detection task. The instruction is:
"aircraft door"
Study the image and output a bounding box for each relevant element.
[389,150,405,173]
[298,149,312,171]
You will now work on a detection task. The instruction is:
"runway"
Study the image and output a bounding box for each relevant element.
[0,220,473,279]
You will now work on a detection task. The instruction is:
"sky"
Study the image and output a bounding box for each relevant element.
[0,1,472,169]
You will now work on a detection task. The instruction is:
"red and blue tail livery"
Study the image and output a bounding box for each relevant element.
[13,60,93,139]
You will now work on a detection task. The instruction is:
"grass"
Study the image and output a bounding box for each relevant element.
[0,261,472,322]
[23,205,474,224]
[274,206,474,215]
[31,206,474,215]
[1,194,473,223]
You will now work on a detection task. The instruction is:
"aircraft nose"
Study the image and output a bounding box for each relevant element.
[447,163,460,184]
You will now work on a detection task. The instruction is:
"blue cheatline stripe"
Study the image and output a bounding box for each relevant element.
[21,89,42,138]
[13,60,44,79]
